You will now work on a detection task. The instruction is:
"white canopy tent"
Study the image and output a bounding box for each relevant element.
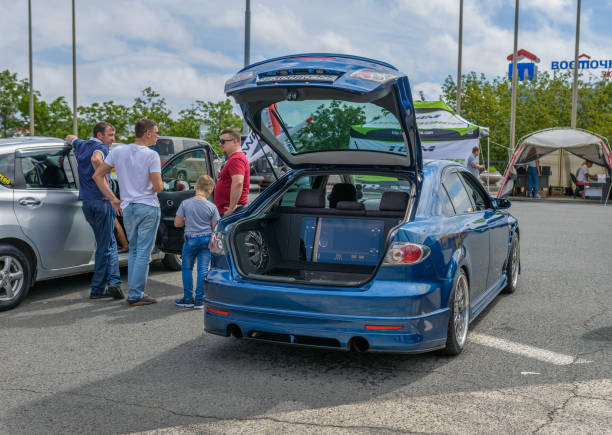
[498,127,612,200]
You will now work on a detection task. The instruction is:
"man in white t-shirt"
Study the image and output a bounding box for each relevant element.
[93,119,163,306]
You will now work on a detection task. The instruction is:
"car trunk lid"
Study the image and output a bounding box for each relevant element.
[225,53,422,171]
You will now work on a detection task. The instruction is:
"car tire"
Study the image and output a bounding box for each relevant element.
[162,253,182,271]
[0,244,32,312]
[502,236,520,294]
[444,269,470,356]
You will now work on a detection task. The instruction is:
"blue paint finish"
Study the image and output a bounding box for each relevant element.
[207,57,519,354]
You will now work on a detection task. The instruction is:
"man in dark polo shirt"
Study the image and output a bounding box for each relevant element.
[214,128,250,216]
[65,122,124,300]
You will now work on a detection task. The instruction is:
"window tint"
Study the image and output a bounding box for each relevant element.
[16,147,77,190]
[442,171,473,214]
[161,149,209,192]
[0,152,15,188]
[280,176,316,206]
[459,172,489,211]
[156,138,174,156]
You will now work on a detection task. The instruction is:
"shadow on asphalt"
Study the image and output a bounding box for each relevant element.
[1,333,454,433]
[4,264,183,328]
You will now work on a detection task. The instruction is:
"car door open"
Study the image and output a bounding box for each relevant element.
[157,147,216,253]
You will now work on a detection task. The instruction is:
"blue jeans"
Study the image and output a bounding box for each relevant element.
[527,166,539,195]
[181,235,211,302]
[82,200,121,295]
[123,203,161,301]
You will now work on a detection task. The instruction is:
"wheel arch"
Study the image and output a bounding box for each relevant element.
[444,247,470,308]
[0,238,38,283]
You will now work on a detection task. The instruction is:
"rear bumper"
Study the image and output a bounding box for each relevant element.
[204,300,449,353]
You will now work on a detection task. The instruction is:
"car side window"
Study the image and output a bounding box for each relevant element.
[280,176,316,206]
[161,149,209,192]
[0,152,15,188]
[441,185,456,216]
[459,172,489,211]
[442,171,473,214]
[157,138,174,157]
[15,147,77,190]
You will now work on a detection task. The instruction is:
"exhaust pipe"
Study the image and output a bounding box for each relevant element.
[227,324,243,339]
[349,336,370,353]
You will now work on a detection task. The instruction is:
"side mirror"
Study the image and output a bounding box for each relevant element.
[494,197,511,209]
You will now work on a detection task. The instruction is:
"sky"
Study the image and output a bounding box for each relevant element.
[1,0,611,117]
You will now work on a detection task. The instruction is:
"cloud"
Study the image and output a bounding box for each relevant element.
[1,0,610,117]
[412,81,445,102]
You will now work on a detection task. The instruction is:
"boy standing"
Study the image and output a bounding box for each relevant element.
[174,175,220,309]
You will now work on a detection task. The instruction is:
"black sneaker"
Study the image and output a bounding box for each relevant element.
[107,285,125,300]
[175,298,194,308]
[90,290,113,299]
[127,294,157,306]
[193,300,204,310]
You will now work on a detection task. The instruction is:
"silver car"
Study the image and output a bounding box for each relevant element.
[0,137,201,311]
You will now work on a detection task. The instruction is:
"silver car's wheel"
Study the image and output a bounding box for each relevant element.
[444,269,470,355]
[0,245,32,312]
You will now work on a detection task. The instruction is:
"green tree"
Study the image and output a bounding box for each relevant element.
[441,70,612,166]
[34,97,74,139]
[164,105,200,139]
[294,100,366,152]
[78,101,130,140]
[0,70,28,137]
[129,87,173,140]
[196,99,243,152]
[164,99,242,153]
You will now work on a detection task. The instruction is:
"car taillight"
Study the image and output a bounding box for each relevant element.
[383,242,430,266]
[349,68,398,83]
[209,231,229,255]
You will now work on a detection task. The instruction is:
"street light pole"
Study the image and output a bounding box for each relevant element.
[72,0,77,135]
[28,0,34,136]
[509,0,519,154]
[456,0,463,115]
[571,0,581,129]
[242,0,251,135]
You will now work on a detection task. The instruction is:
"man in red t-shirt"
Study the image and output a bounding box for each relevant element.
[214,128,250,216]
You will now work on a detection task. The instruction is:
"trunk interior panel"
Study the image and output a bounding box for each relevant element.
[232,210,402,286]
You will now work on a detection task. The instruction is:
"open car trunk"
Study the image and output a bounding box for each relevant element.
[230,174,412,286]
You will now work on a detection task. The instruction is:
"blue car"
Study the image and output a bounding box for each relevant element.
[203,54,520,355]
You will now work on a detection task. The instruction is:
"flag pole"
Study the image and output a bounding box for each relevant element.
[570,0,581,128]
[456,0,463,115]
[28,0,34,135]
[509,0,519,155]
[71,0,78,135]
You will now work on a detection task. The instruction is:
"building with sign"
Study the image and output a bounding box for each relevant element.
[507,49,540,81]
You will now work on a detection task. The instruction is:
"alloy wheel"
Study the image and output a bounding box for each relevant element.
[511,239,519,289]
[0,255,25,302]
[453,274,469,348]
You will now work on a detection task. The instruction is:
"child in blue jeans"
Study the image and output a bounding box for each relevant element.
[173,175,220,309]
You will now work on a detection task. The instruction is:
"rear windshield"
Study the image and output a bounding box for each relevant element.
[255,99,406,157]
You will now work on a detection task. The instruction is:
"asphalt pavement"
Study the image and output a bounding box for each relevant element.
[0,200,610,434]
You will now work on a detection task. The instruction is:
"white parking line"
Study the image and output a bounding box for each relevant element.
[471,333,591,366]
